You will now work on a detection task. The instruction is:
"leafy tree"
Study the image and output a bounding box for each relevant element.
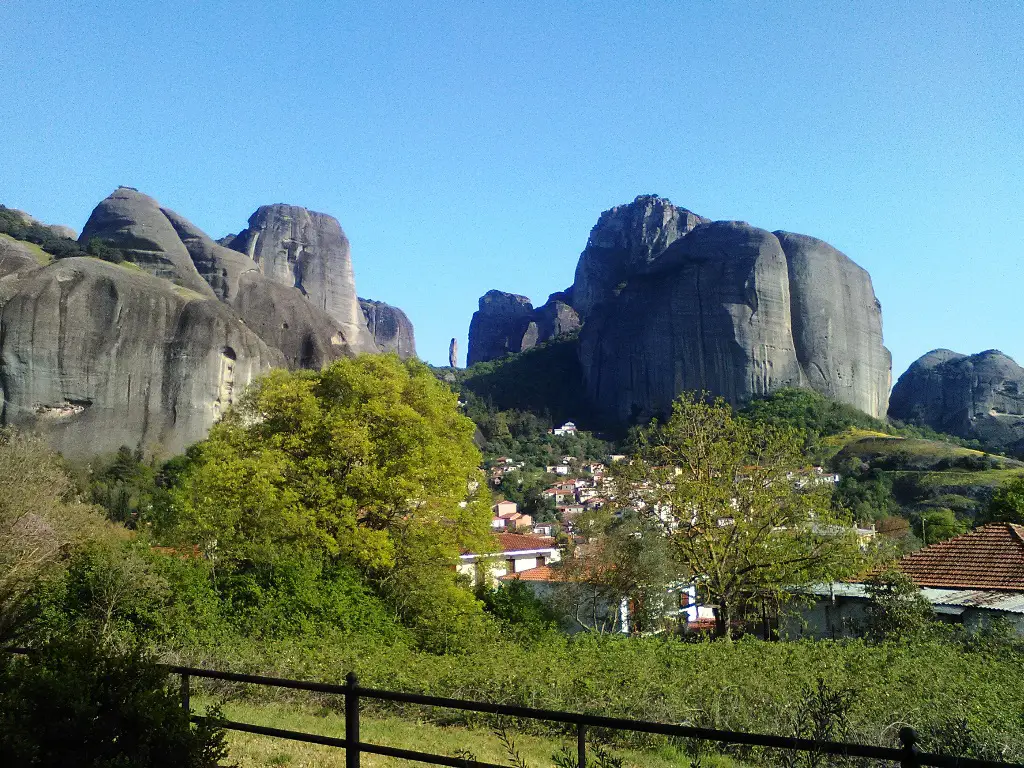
[0,431,106,643]
[861,569,934,642]
[616,393,863,638]
[981,476,1024,525]
[554,510,678,634]
[170,355,493,649]
[914,507,967,545]
[0,636,230,767]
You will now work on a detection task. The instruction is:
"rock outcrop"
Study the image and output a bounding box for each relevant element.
[449,338,458,368]
[572,195,708,319]
[0,258,281,458]
[467,291,536,366]
[466,195,892,423]
[579,220,890,422]
[228,205,376,353]
[79,187,217,298]
[466,290,581,367]
[0,190,388,457]
[359,298,416,360]
[889,350,1024,455]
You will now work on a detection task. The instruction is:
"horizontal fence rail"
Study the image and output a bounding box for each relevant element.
[6,648,1021,768]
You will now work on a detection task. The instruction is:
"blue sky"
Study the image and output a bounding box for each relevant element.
[1,1,1021,382]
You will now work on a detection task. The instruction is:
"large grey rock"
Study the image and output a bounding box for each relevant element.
[578,220,891,422]
[161,208,259,302]
[229,205,376,353]
[889,349,1024,455]
[0,257,281,459]
[0,236,42,278]
[79,188,216,298]
[572,195,708,319]
[534,295,581,341]
[233,272,353,369]
[467,291,535,366]
[359,298,416,359]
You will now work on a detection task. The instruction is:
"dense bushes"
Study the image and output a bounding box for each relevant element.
[0,637,229,767]
[0,204,126,263]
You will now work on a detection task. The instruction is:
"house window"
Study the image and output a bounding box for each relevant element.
[538,556,546,566]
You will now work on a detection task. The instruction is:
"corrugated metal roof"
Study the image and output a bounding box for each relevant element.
[804,583,1024,614]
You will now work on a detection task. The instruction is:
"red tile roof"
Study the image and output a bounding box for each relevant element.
[495,533,558,553]
[892,524,1024,591]
[501,565,564,582]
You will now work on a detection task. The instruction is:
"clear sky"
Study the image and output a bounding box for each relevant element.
[1,1,1021,383]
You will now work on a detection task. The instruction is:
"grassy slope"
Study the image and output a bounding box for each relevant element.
[0,232,51,265]
[200,698,736,768]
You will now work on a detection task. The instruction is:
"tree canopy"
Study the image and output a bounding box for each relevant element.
[616,393,863,638]
[170,355,494,650]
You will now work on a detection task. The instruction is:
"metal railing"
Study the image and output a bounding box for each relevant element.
[7,647,1021,768]
[166,662,1021,768]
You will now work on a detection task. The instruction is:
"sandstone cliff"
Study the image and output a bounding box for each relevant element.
[0,190,399,457]
[579,220,890,422]
[0,258,281,458]
[359,298,417,359]
[229,204,377,354]
[889,349,1024,455]
[466,195,891,424]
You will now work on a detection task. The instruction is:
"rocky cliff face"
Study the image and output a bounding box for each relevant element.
[579,220,890,422]
[466,290,580,366]
[0,258,281,458]
[360,298,416,359]
[889,350,1024,455]
[0,190,407,457]
[467,291,536,366]
[572,195,708,319]
[229,205,376,354]
[466,195,891,424]
[79,187,217,298]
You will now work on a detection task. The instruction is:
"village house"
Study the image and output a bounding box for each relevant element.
[545,464,571,475]
[458,533,561,588]
[550,422,578,436]
[791,524,1024,639]
[491,500,533,532]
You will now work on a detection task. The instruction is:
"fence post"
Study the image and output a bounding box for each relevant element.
[180,672,190,718]
[345,672,360,768]
[577,723,586,768]
[899,727,920,768]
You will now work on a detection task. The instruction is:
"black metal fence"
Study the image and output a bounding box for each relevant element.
[165,662,1021,768]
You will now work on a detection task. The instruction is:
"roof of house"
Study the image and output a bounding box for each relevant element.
[495,532,558,553]
[891,523,1024,591]
[500,564,563,582]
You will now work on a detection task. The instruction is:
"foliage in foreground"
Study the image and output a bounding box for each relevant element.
[0,636,229,768]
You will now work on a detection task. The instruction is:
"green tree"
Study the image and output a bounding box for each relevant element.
[171,355,493,648]
[0,431,106,643]
[0,636,229,767]
[982,476,1024,525]
[915,507,967,545]
[861,568,934,641]
[616,393,863,638]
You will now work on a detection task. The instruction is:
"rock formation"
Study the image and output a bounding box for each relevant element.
[0,258,281,458]
[79,187,217,298]
[228,205,376,354]
[889,350,1024,455]
[449,338,458,368]
[0,189,403,457]
[359,298,417,359]
[467,291,536,366]
[579,220,890,422]
[466,290,581,367]
[572,195,708,319]
[466,195,891,423]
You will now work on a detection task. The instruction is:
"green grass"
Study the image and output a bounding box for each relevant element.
[892,467,1024,489]
[194,697,738,768]
[0,232,51,265]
